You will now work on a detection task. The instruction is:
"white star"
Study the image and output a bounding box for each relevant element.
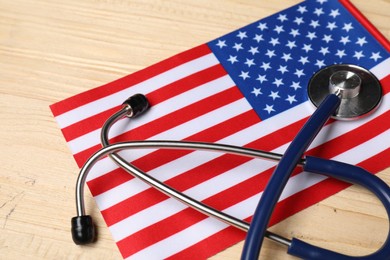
[286,40,297,49]
[306,31,317,40]
[269,91,280,100]
[265,49,276,58]
[264,104,275,114]
[356,37,367,46]
[297,5,307,14]
[298,56,310,65]
[339,36,351,45]
[319,47,330,55]
[257,22,268,31]
[294,17,305,25]
[256,74,267,83]
[269,37,280,46]
[329,9,340,18]
[278,65,289,74]
[309,20,320,28]
[315,59,326,68]
[248,46,259,55]
[277,14,288,22]
[281,53,292,62]
[322,34,333,43]
[251,87,262,97]
[253,34,264,43]
[237,31,247,40]
[342,23,354,32]
[227,55,238,64]
[286,95,297,104]
[314,8,324,16]
[244,58,256,67]
[302,44,313,53]
[232,43,243,51]
[335,49,346,58]
[273,25,284,34]
[272,78,284,87]
[239,71,250,80]
[289,29,300,37]
[260,62,272,71]
[317,0,328,4]
[370,52,382,61]
[290,81,302,90]
[216,40,226,48]
[353,51,365,60]
[326,22,337,30]
[294,69,305,78]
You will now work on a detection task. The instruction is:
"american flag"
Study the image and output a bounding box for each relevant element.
[51,0,390,259]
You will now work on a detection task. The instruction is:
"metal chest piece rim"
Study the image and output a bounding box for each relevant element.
[308,64,382,120]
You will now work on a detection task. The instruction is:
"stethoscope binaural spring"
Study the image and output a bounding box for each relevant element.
[71,64,390,259]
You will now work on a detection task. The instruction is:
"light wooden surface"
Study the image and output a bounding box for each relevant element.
[0,0,389,259]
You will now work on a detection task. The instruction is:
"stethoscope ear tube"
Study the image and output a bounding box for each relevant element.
[71,215,95,245]
[287,156,390,260]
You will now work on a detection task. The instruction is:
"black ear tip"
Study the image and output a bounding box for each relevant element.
[71,215,96,245]
[122,94,150,118]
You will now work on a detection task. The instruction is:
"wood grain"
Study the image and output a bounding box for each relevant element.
[0,0,389,259]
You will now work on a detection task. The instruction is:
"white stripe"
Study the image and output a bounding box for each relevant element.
[69,74,235,154]
[129,129,389,259]
[55,53,219,128]
[370,57,390,79]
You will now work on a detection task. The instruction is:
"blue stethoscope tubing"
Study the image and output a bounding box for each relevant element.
[241,94,390,260]
[289,156,390,259]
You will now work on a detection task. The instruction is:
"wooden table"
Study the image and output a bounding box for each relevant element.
[1,0,389,259]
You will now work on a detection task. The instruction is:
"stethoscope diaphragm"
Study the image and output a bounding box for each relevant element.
[308,64,382,120]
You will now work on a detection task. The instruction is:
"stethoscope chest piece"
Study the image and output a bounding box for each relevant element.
[308,64,382,120]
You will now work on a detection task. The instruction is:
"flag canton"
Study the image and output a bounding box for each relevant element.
[208,0,389,120]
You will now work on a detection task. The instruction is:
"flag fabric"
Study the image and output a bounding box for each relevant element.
[50,0,390,259]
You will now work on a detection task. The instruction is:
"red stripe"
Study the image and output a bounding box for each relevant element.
[87,109,260,196]
[166,226,245,260]
[60,64,227,142]
[381,74,390,94]
[339,0,390,52]
[73,86,242,166]
[49,44,212,116]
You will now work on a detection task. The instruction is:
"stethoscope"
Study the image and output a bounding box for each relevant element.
[71,64,390,259]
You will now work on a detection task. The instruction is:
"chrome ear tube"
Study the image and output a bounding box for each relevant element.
[71,94,149,245]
